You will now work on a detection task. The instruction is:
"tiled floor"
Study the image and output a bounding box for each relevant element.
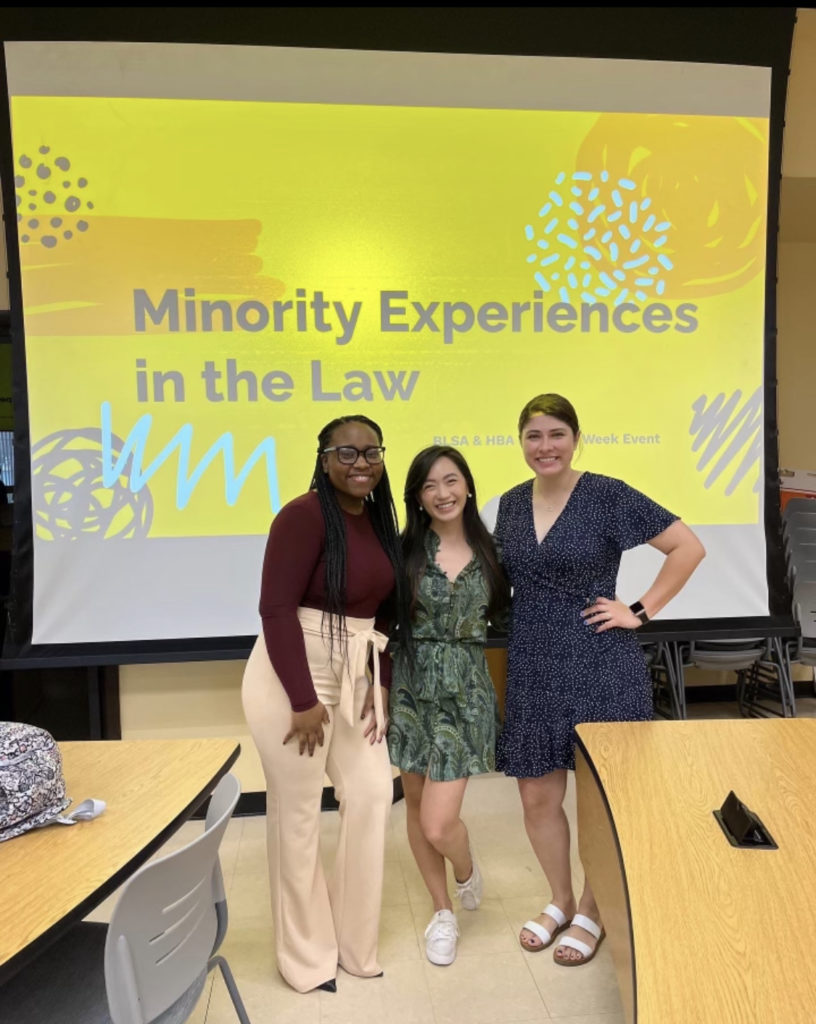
[89,694,816,1023]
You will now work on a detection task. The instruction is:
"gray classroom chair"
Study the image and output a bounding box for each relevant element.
[787,535,816,557]
[683,638,796,718]
[0,772,251,1024]
[793,580,816,623]
[782,497,816,519]
[782,513,816,544]
[793,590,816,668]
[784,532,816,572]
[686,637,767,673]
[792,561,816,593]
[783,518,816,541]
[784,518,816,535]
[787,528,816,585]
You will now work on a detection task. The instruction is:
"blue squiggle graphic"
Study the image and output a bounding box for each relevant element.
[100,402,281,512]
[524,170,673,304]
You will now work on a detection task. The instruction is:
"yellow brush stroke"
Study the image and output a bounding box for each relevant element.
[627,145,652,176]
[737,117,768,144]
[20,216,286,336]
[576,113,768,298]
[738,215,763,249]
[682,256,757,286]
[28,300,99,314]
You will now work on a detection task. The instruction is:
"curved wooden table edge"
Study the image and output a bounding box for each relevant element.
[574,733,636,1024]
[0,740,240,986]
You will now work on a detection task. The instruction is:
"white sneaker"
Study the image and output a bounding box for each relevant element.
[424,909,459,966]
[455,855,482,911]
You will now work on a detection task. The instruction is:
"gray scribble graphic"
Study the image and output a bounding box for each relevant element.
[15,145,94,248]
[31,427,153,540]
[689,387,762,495]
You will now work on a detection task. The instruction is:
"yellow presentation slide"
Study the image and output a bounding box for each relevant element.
[14,98,767,541]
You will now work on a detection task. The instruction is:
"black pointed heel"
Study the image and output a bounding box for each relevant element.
[316,979,337,992]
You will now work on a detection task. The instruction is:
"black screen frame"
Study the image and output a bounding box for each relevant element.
[0,6,798,667]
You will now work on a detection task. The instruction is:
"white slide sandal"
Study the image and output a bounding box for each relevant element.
[519,902,569,952]
[553,913,605,966]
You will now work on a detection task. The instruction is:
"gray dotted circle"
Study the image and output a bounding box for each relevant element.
[15,149,94,248]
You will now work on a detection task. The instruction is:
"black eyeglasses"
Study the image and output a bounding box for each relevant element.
[321,445,386,465]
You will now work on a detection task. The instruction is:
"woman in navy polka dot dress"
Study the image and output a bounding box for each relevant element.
[493,394,705,967]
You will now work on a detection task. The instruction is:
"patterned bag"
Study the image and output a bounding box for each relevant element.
[0,722,105,842]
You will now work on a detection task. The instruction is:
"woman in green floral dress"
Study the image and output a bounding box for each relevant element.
[388,446,509,966]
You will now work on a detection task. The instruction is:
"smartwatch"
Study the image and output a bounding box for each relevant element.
[629,601,649,625]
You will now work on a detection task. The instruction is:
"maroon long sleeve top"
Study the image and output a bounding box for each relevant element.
[259,490,395,712]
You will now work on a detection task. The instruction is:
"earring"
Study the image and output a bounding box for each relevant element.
[467,492,473,498]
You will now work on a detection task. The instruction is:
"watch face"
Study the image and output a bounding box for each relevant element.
[630,601,648,624]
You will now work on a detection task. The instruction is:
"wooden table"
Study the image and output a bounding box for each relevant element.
[575,720,816,1024]
[0,737,239,984]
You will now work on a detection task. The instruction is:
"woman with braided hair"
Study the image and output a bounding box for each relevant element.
[242,415,404,994]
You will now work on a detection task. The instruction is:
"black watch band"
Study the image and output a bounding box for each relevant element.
[629,601,649,625]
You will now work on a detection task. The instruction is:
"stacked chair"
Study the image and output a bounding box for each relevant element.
[734,498,816,717]
[648,632,796,720]
[644,500,816,720]
[674,634,793,720]
[643,499,816,720]
[783,497,816,686]
[730,636,795,718]
[642,638,685,719]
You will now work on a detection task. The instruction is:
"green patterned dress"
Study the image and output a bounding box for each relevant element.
[388,531,501,781]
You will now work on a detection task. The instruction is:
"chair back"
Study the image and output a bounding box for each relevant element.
[206,774,233,955]
[794,583,816,628]
[783,515,816,547]
[792,559,816,588]
[103,773,241,1024]
[794,585,816,666]
[688,638,766,671]
[784,534,816,577]
[782,497,816,520]
[785,528,816,555]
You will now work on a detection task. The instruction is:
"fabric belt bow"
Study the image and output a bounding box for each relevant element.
[339,627,389,732]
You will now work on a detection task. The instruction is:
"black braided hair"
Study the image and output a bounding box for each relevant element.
[309,416,407,657]
[401,445,510,654]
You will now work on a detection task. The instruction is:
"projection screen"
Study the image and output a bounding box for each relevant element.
[2,41,773,645]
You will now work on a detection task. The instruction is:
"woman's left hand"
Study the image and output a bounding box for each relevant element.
[361,685,388,744]
[581,597,642,632]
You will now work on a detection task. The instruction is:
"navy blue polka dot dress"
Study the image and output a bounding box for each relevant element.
[494,472,677,777]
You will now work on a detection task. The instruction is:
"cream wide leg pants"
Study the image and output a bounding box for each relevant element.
[242,608,393,993]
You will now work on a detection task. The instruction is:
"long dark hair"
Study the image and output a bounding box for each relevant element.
[309,415,406,651]
[401,446,509,634]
